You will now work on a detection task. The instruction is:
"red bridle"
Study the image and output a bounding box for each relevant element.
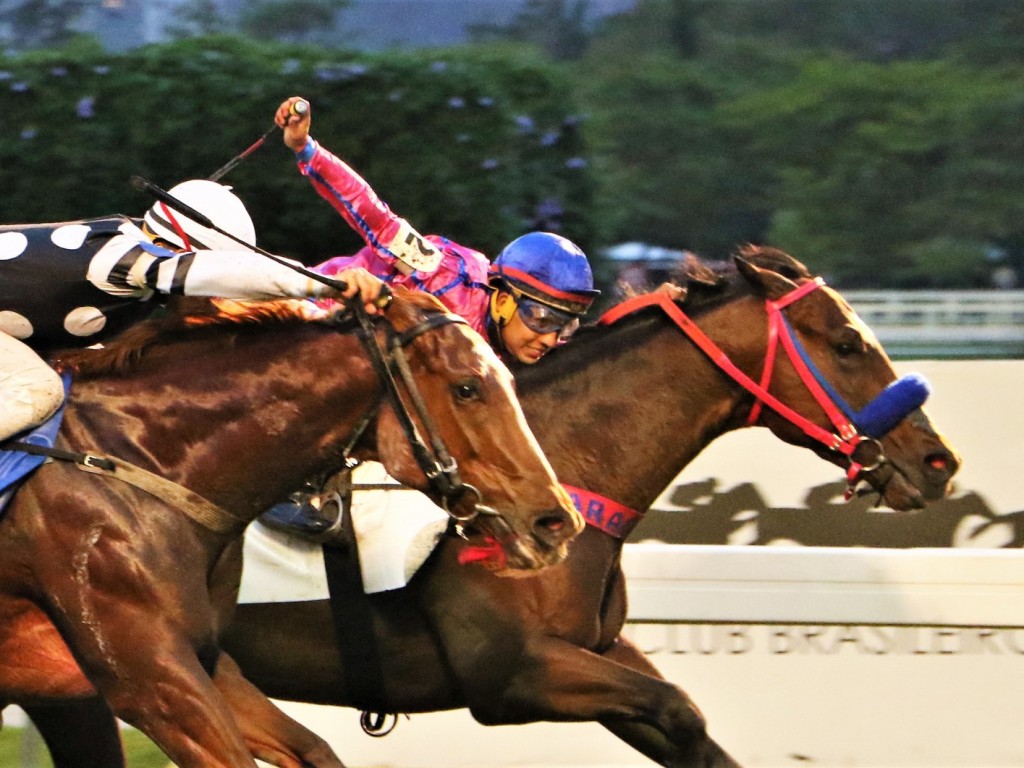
[600,279,883,501]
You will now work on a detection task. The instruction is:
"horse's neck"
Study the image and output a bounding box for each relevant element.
[63,326,381,518]
[521,315,752,520]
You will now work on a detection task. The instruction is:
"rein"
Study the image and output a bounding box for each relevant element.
[4,441,247,534]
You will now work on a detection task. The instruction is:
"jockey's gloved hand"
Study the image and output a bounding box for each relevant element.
[275,96,311,152]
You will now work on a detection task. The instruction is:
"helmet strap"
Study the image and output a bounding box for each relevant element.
[490,290,516,327]
[159,202,192,251]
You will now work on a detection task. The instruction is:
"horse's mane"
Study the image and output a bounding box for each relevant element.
[55,287,448,377]
[734,243,813,281]
[514,244,815,387]
[54,297,326,376]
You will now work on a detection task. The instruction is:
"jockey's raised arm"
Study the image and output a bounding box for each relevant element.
[262,95,601,578]
[274,95,598,366]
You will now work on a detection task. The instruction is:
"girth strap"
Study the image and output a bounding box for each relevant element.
[8,441,245,535]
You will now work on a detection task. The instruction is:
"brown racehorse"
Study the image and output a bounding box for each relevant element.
[0,287,582,768]
[23,247,961,767]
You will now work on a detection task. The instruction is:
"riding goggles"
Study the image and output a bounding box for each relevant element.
[514,293,581,341]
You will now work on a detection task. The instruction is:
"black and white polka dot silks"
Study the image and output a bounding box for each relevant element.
[0,216,165,353]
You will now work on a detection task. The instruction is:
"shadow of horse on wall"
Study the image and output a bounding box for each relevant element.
[646,479,1020,548]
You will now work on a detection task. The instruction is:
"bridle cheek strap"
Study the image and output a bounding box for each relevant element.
[749,279,874,491]
[748,279,859,440]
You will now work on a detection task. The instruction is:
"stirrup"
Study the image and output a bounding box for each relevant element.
[259,491,345,544]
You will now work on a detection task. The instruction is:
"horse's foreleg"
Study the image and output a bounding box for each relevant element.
[24,697,126,768]
[457,634,733,768]
[72,633,257,768]
[598,635,742,768]
[213,653,345,768]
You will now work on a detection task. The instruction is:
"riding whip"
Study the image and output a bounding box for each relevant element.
[207,100,309,182]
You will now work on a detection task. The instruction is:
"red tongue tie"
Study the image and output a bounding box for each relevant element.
[457,536,507,568]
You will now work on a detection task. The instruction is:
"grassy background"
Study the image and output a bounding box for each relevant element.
[0,727,167,768]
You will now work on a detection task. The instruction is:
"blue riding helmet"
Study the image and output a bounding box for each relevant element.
[490,232,600,315]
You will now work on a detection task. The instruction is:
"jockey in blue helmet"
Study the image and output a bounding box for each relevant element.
[275,96,600,367]
[487,232,600,364]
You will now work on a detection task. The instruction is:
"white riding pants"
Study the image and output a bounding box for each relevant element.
[0,332,65,443]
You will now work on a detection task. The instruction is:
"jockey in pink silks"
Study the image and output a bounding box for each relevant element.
[274,95,600,367]
[258,96,603,589]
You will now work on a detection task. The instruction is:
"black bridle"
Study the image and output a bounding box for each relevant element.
[344,298,498,526]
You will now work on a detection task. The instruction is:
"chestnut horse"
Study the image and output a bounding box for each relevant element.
[24,247,960,767]
[0,287,581,768]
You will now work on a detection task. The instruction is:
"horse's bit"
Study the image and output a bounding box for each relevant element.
[600,279,927,500]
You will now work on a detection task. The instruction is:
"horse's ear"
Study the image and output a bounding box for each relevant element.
[734,254,799,300]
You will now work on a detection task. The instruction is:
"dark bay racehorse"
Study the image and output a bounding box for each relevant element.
[26,247,961,767]
[0,287,582,768]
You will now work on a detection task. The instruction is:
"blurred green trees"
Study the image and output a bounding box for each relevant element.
[571,0,1024,287]
[0,0,1022,288]
[0,36,596,265]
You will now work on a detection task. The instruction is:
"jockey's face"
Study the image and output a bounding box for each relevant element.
[494,291,561,364]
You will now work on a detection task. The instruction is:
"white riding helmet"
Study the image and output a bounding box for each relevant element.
[142,179,256,251]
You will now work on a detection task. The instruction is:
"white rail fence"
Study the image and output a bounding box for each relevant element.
[844,289,1024,358]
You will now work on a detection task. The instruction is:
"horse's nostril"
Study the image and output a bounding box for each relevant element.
[925,452,957,476]
[538,516,565,533]
[534,512,576,545]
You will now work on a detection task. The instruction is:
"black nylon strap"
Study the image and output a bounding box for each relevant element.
[4,440,116,471]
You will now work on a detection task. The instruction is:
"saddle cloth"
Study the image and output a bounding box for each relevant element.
[239,462,448,602]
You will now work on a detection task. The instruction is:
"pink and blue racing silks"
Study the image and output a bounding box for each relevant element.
[295,138,492,334]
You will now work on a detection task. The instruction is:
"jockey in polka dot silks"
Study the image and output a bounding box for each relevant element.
[0,180,341,445]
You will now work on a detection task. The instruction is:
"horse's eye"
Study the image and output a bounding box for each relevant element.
[453,381,481,401]
[834,327,866,358]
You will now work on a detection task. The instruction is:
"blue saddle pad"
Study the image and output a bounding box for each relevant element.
[0,372,71,515]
